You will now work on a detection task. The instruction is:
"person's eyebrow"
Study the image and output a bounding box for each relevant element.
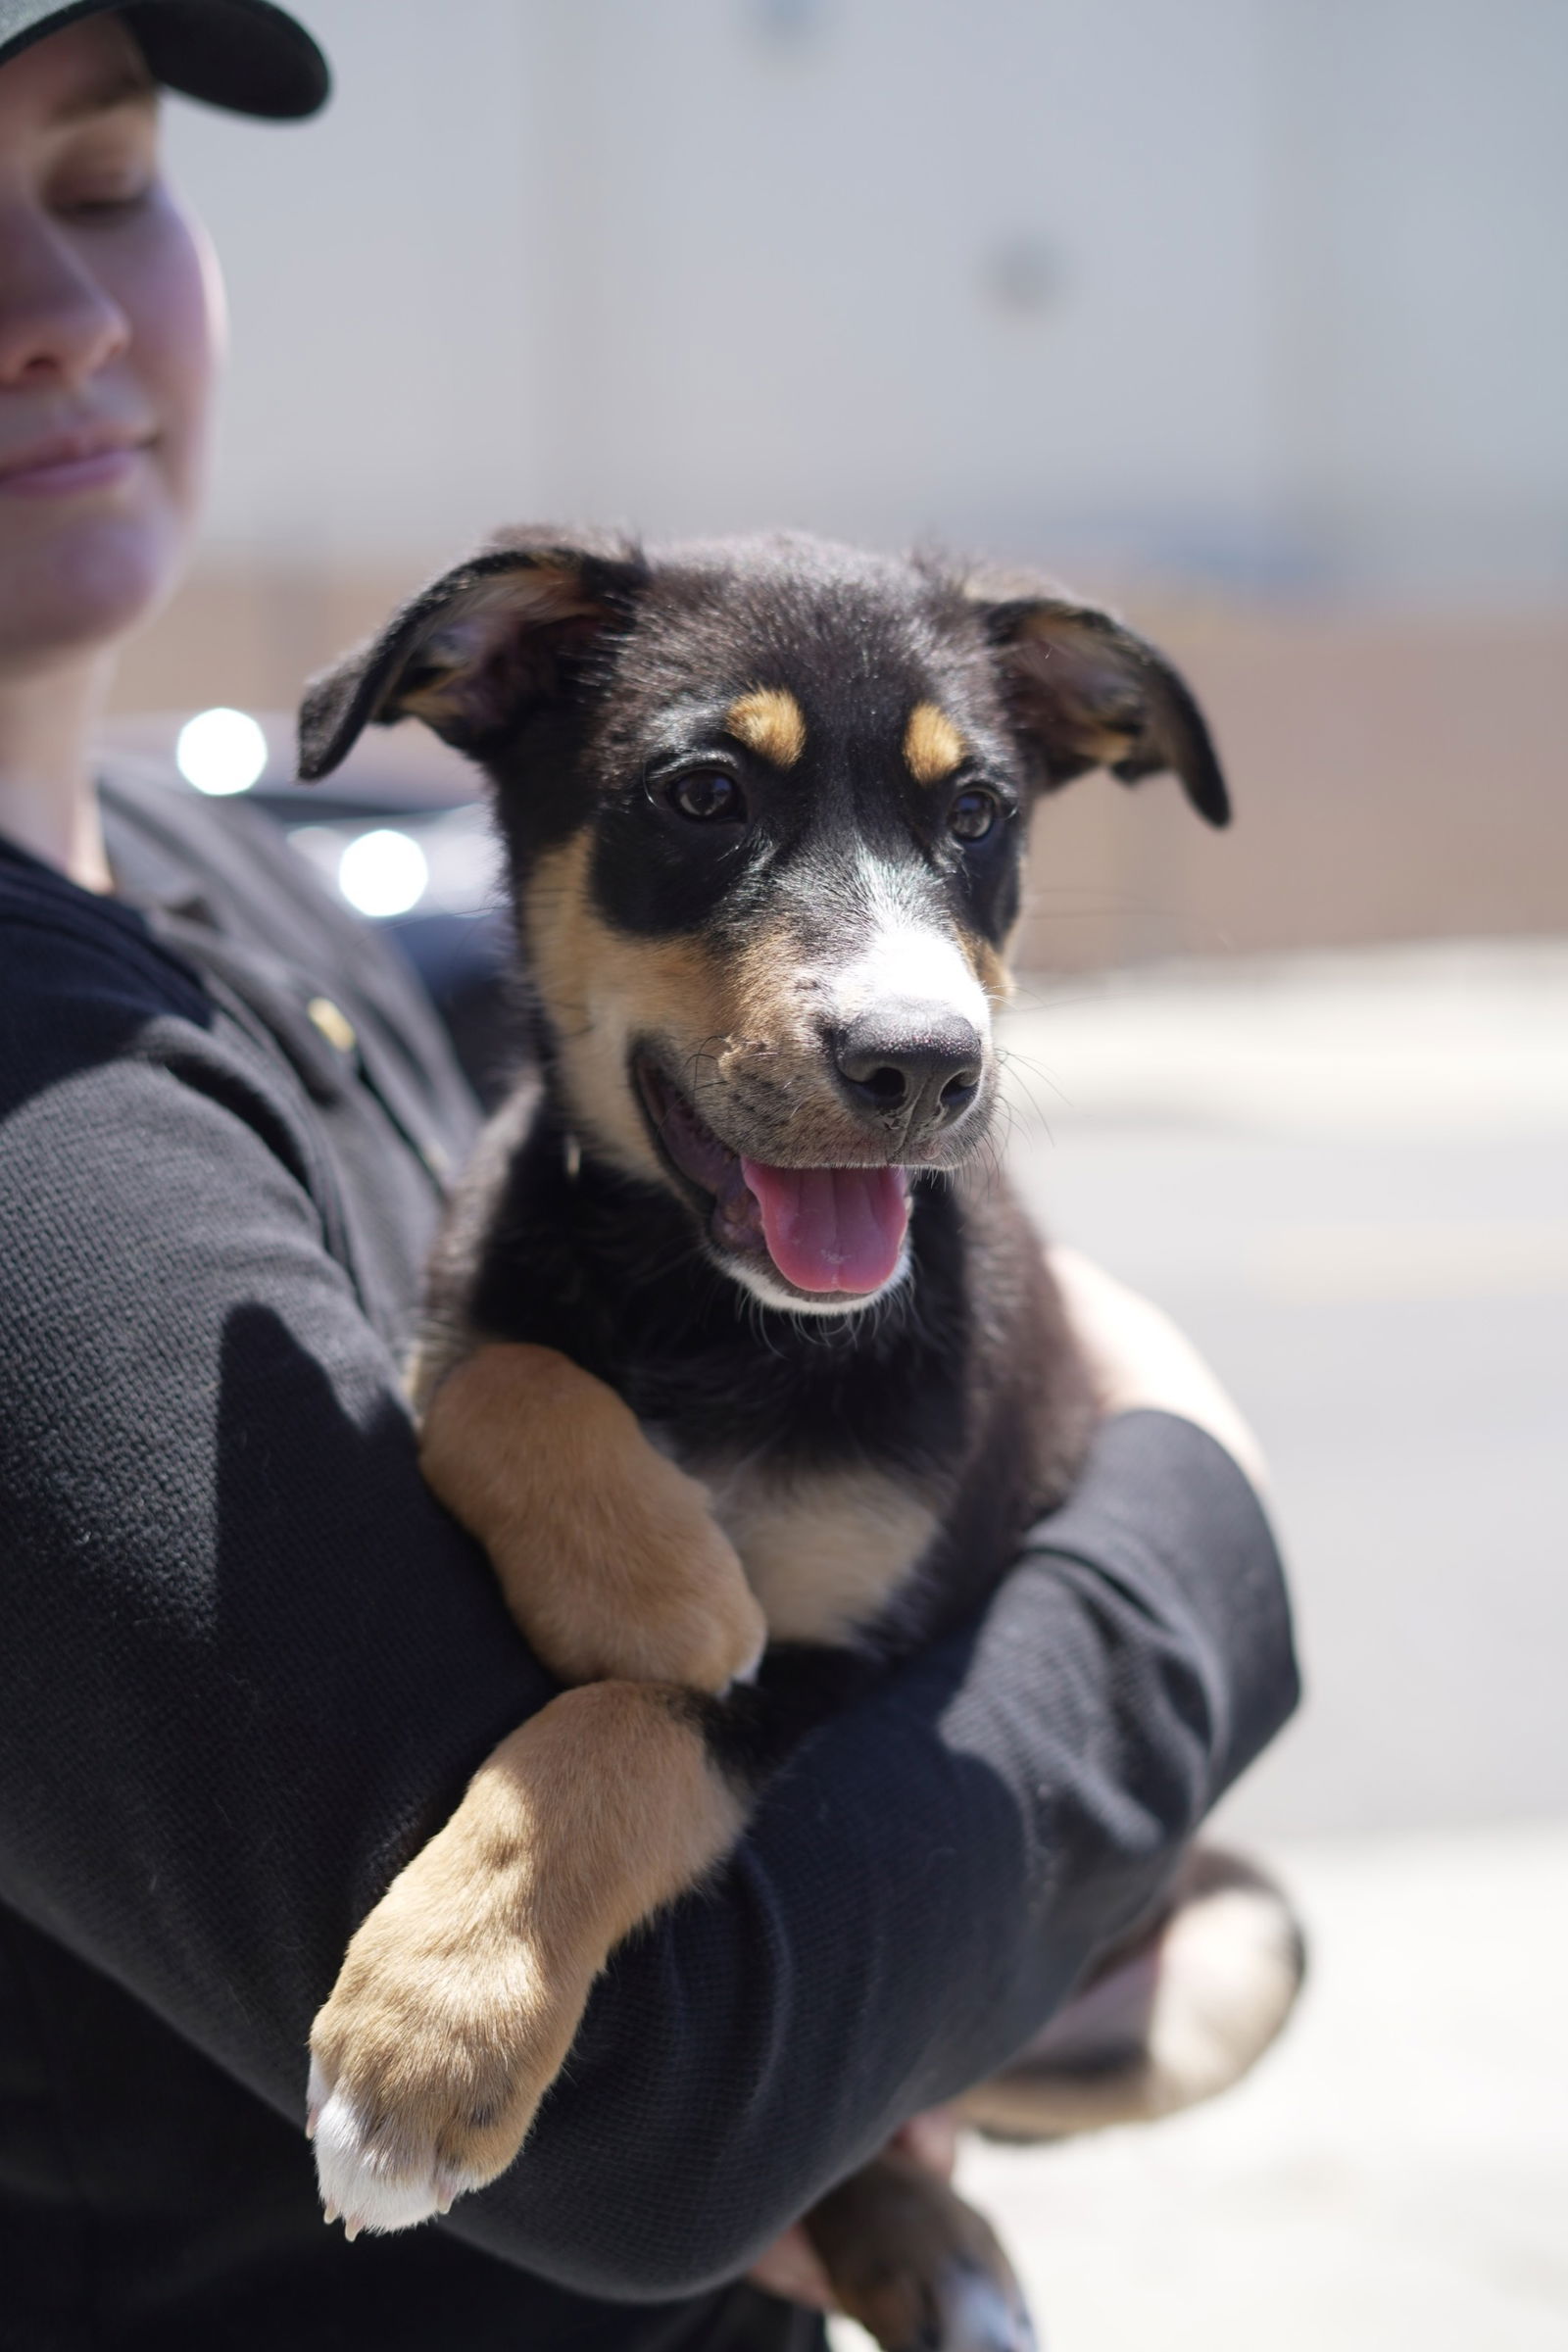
[51,61,158,125]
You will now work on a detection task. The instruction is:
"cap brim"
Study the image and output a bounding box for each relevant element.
[0,0,330,120]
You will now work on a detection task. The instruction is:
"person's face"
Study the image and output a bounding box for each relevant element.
[0,16,220,682]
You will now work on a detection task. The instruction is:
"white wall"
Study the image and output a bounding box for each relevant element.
[165,0,1568,603]
[167,0,552,559]
[1268,0,1568,601]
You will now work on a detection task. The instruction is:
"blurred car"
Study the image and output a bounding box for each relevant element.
[98,707,521,1106]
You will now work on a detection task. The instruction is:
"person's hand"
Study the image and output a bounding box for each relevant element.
[746,2108,962,2310]
[1050,1245,1267,1492]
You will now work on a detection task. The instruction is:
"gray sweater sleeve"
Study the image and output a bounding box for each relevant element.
[0,907,1297,2304]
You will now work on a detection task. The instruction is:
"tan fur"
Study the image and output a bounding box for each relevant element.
[903,700,965,786]
[419,1344,766,1691]
[714,912,838,1092]
[963,933,1013,1006]
[725,686,807,769]
[522,832,712,1185]
[309,1682,744,2194]
[703,1457,938,1644]
[419,1342,931,1659]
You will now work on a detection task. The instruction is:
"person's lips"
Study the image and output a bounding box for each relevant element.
[0,425,152,498]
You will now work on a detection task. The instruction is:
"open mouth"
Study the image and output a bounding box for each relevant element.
[635,1060,910,1300]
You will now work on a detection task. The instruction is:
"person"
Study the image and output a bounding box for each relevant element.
[0,6,1299,2347]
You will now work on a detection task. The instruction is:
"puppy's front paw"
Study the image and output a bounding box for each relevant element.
[307,1683,745,2239]
[306,1866,588,2236]
[307,2049,476,2237]
[418,1342,768,1694]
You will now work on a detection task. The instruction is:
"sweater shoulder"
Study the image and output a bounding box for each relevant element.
[0,858,213,1084]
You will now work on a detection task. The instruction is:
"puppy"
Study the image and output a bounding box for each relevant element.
[296,531,1298,2348]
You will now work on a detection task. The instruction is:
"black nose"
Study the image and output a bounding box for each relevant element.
[833,1004,985,1135]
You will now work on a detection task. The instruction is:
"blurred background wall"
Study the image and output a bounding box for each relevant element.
[112,0,1568,967]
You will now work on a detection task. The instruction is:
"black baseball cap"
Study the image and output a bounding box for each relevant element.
[0,0,329,119]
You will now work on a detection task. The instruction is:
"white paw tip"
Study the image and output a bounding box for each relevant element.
[309,2078,482,2237]
[729,1635,767,1690]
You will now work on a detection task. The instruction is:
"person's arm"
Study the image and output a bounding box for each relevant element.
[0,962,1296,2301]
[1050,1243,1270,1492]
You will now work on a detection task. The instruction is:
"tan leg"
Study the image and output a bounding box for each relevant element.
[956,1846,1306,2141]
[309,1680,744,2235]
[805,2153,1036,2352]
[418,1342,767,1692]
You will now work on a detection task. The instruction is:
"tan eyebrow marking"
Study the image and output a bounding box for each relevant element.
[904,702,965,785]
[725,688,806,770]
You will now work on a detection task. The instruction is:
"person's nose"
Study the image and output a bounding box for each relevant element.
[0,208,131,392]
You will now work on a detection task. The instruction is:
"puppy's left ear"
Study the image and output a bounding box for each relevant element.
[969,584,1230,827]
[297,528,647,782]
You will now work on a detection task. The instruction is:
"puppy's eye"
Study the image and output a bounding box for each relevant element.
[668,768,745,823]
[949,786,1003,843]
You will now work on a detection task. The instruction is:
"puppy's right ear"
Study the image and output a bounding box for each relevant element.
[297,528,647,782]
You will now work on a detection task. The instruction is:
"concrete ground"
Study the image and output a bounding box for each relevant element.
[845,938,1568,2351]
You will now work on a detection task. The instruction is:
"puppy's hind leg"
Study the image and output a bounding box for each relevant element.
[957,1846,1305,2143]
[805,2154,1037,2352]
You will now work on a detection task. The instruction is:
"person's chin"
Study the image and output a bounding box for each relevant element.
[0,501,190,663]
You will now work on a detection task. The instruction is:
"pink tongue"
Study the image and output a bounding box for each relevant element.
[739,1160,910,1295]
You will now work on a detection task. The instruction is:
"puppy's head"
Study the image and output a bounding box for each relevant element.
[301,529,1226,1315]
